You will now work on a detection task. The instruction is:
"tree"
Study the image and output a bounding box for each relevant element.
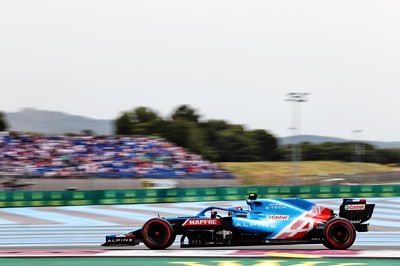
[374,149,400,164]
[172,105,200,123]
[301,143,329,161]
[199,120,230,144]
[113,105,283,163]
[214,128,259,162]
[81,129,95,136]
[0,112,8,131]
[246,129,279,161]
[162,119,210,156]
[115,107,162,136]
[130,107,163,136]
[114,112,131,135]
[131,107,159,123]
[131,119,166,136]
[198,120,231,161]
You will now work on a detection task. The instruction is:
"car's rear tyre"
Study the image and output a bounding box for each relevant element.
[323,218,356,249]
[142,218,175,249]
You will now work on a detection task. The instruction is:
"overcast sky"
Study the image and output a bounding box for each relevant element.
[1,1,399,141]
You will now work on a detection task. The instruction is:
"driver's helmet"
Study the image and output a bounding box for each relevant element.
[228,206,243,216]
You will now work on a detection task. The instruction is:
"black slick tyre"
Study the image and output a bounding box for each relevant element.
[323,218,356,249]
[141,218,175,250]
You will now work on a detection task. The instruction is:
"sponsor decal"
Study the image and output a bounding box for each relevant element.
[268,215,289,220]
[182,219,222,226]
[345,204,365,211]
[234,220,276,229]
[265,204,286,210]
[106,237,134,243]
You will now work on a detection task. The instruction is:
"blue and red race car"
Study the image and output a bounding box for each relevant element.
[102,193,374,250]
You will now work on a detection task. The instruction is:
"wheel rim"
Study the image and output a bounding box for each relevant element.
[145,221,170,245]
[328,222,352,246]
[331,224,350,242]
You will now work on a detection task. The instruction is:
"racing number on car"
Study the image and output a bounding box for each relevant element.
[312,206,322,214]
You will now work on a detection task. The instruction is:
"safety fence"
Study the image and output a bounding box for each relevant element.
[0,185,399,207]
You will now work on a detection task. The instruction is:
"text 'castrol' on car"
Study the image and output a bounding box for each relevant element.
[102,193,375,249]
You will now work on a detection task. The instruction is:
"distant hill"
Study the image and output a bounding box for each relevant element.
[280,135,400,149]
[5,108,113,135]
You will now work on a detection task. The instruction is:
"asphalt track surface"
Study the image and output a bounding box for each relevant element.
[1,258,399,266]
[0,197,399,255]
[0,244,397,251]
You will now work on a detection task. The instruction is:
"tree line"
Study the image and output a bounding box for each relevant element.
[282,142,400,165]
[114,105,400,164]
[0,108,399,164]
[115,105,279,162]
[0,112,7,132]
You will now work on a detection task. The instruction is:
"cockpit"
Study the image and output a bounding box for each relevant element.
[195,193,264,219]
[197,206,248,218]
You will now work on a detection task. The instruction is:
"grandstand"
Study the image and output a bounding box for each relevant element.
[0,134,233,179]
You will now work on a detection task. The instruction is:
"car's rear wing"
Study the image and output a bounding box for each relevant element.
[339,199,375,232]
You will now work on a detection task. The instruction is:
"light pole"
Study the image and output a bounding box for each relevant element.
[351,129,364,178]
[286,92,310,181]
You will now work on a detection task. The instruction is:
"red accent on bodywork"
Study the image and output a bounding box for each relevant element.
[277,205,332,240]
[313,206,333,222]
[277,232,292,239]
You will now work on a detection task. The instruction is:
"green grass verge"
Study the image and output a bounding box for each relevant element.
[219,161,394,186]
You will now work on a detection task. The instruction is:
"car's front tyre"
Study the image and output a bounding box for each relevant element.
[142,218,176,249]
[323,218,356,249]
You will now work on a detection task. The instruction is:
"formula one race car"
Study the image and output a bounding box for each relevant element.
[102,193,374,250]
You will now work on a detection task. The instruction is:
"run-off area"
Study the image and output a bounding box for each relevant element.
[0,258,399,266]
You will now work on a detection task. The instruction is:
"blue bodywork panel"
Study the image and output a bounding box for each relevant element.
[177,198,321,239]
[232,198,316,238]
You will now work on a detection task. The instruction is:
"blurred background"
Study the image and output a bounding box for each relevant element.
[0,103,399,192]
[1,0,400,192]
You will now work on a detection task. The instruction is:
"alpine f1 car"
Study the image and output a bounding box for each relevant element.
[102,193,374,250]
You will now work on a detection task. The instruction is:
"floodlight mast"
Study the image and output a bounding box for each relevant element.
[351,129,364,180]
[285,92,310,182]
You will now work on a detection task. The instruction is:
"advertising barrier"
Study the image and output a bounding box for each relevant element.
[0,184,399,208]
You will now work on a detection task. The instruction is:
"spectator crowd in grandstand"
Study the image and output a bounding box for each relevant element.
[0,134,233,178]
